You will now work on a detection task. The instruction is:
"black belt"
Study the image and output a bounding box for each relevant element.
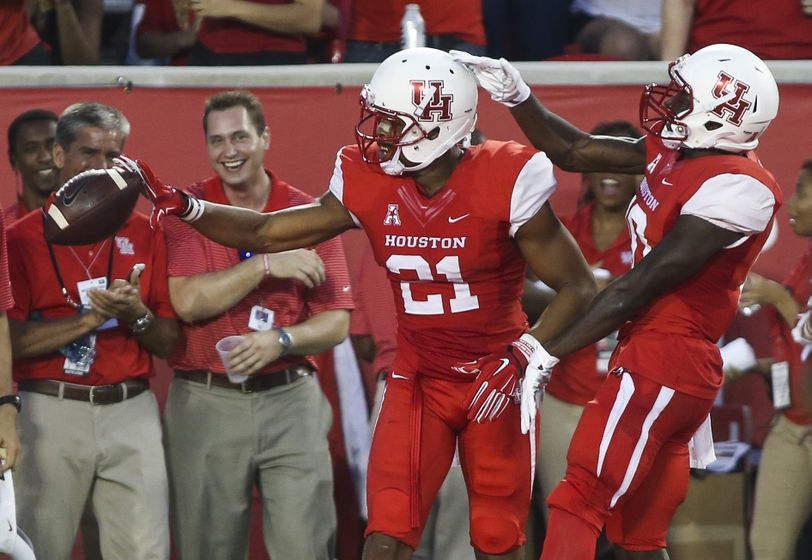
[19,378,149,405]
[175,366,311,393]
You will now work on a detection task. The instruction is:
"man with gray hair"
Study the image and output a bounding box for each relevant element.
[7,101,178,559]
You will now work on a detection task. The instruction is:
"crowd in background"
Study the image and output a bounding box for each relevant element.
[2,0,812,67]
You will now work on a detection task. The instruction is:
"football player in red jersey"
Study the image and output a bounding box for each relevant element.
[452,43,781,559]
[130,47,597,559]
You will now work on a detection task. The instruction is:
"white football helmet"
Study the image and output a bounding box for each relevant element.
[355,47,478,175]
[640,43,779,152]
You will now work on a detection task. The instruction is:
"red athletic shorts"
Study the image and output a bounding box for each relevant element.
[547,368,715,550]
[365,372,535,554]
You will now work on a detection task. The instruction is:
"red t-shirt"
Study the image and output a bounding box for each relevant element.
[546,202,632,405]
[769,243,812,425]
[688,0,812,60]
[7,211,176,385]
[136,0,190,65]
[0,211,14,311]
[197,0,306,54]
[0,2,43,65]
[164,170,353,375]
[349,243,398,376]
[349,0,485,46]
[613,136,781,399]
[330,140,557,380]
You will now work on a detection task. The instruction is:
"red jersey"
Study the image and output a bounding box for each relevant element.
[165,170,353,374]
[330,140,557,380]
[0,211,13,311]
[349,0,485,46]
[769,242,812,425]
[197,0,306,54]
[546,202,632,405]
[0,2,43,65]
[349,243,398,375]
[7,211,175,385]
[613,136,781,399]
[688,0,812,60]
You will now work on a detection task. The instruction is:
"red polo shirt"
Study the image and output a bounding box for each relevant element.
[164,170,353,375]
[0,211,14,311]
[0,2,43,65]
[7,211,175,385]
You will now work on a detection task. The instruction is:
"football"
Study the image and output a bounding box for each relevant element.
[43,166,143,245]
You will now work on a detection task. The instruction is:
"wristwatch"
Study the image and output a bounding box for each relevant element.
[129,310,154,334]
[277,328,293,356]
[0,394,21,413]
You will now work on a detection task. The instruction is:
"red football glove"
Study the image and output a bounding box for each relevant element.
[113,155,202,228]
[456,336,533,423]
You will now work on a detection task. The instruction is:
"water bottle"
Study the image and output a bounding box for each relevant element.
[401,4,426,49]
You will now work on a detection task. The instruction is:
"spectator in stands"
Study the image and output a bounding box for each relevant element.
[738,160,812,560]
[0,1,53,64]
[28,0,104,65]
[482,0,572,60]
[661,0,812,61]
[160,90,351,560]
[184,0,324,65]
[350,241,473,560]
[4,109,59,224]
[344,0,486,63]
[569,0,661,60]
[526,121,638,556]
[8,101,178,559]
[0,227,20,474]
[134,0,201,65]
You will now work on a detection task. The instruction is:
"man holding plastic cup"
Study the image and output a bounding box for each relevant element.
[162,90,353,560]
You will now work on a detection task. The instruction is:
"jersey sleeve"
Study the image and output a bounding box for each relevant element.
[508,151,557,237]
[327,147,362,226]
[681,174,776,234]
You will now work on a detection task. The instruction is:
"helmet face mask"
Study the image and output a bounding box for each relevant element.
[354,47,478,176]
[640,44,779,153]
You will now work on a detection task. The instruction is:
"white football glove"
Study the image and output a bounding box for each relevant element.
[450,50,531,107]
[518,337,559,434]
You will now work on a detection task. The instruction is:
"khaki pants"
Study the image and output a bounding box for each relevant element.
[164,375,335,560]
[750,414,812,560]
[14,390,169,560]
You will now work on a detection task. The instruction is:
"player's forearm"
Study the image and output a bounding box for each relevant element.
[228,0,323,34]
[528,276,596,348]
[9,313,104,359]
[510,97,589,171]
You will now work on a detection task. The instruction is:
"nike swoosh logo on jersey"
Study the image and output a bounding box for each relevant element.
[391,373,408,380]
[448,213,470,224]
[661,179,673,187]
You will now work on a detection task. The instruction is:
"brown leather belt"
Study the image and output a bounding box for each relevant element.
[18,378,150,405]
[175,366,311,393]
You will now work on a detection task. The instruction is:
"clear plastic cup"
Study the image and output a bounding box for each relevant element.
[215,335,248,383]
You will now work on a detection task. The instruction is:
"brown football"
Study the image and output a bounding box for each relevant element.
[43,167,143,245]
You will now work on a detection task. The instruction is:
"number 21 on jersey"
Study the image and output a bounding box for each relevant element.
[386,254,480,315]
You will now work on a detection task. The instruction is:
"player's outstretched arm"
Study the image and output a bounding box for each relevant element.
[544,215,743,359]
[451,50,645,174]
[124,156,356,253]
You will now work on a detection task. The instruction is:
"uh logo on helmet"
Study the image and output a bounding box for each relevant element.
[640,43,779,152]
[355,47,478,176]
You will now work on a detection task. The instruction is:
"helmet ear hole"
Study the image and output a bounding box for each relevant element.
[704,121,723,131]
[426,126,441,141]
